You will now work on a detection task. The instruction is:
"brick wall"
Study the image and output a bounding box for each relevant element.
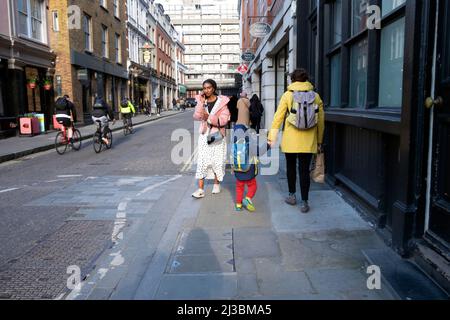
[48,0,129,120]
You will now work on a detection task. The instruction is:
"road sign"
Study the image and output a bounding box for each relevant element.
[237,64,248,74]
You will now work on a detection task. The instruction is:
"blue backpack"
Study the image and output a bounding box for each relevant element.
[231,136,258,174]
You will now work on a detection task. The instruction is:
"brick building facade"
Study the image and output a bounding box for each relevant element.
[49,0,129,123]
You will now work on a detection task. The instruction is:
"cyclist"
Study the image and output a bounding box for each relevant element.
[119,98,136,130]
[55,95,77,142]
[91,96,115,145]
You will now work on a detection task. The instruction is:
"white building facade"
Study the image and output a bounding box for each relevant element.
[160,0,241,96]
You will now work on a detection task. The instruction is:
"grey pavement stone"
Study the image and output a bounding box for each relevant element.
[174,239,233,257]
[155,274,237,300]
[168,254,235,274]
[94,265,128,290]
[194,176,271,229]
[235,258,257,275]
[304,268,394,300]
[237,273,260,298]
[277,231,384,272]
[268,182,372,233]
[254,257,314,297]
[87,288,112,300]
[233,228,281,259]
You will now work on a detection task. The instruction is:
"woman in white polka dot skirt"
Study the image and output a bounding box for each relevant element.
[192,79,230,199]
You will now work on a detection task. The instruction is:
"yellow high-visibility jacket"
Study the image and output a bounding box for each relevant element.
[120,101,136,114]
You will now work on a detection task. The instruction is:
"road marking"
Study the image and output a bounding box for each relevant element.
[57,175,83,178]
[136,175,183,196]
[181,146,198,172]
[0,188,19,194]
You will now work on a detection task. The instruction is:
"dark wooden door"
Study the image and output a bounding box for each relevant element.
[427,0,450,247]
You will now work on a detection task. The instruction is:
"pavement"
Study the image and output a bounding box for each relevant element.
[62,153,397,300]
[0,110,182,164]
[1,110,444,300]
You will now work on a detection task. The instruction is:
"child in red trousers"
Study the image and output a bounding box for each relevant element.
[232,124,269,212]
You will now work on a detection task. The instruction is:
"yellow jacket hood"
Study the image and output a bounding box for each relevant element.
[287,81,315,92]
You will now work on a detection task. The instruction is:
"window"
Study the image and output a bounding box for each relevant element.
[100,0,107,9]
[349,38,368,108]
[382,0,406,16]
[379,17,405,107]
[113,0,120,18]
[52,10,59,32]
[115,33,122,64]
[84,14,92,51]
[17,0,46,42]
[351,0,369,36]
[330,54,342,107]
[330,0,342,46]
[102,25,109,58]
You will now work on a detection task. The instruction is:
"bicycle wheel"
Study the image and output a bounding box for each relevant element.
[93,131,103,153]
[123,119,129,136]
[55,132,68,155]
[104,128,113,149]
[72,129,82,151]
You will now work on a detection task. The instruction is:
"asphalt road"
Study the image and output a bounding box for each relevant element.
[0,111,195,268]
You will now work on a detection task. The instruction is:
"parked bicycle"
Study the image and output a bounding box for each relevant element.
[55,123,81,155]
[93,120,112,153]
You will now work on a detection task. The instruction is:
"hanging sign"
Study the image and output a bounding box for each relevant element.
[241,51,256,62]
[249,22,271,38]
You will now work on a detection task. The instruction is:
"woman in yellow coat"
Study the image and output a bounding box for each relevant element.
[268,69,325,213]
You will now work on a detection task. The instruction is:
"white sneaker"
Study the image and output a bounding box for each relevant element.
[212,184,221,194]
[192,189,205,199]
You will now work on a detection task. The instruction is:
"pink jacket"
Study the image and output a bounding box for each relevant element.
[193,95,230,136]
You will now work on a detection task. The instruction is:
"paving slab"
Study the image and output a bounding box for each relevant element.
[233,228,281,259]
[155,274,238,300]
[268,182,371,233]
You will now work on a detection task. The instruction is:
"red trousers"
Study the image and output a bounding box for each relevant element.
[236,178,257,204]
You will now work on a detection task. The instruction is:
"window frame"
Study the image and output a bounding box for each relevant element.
[115,33,122,64]
[101,24,109,59]
[84,14,93,52]
[324,0,407,111]
[17,0,47,44]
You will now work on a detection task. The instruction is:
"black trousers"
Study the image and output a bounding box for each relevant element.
[250,117,261,133]
[285,153,313,201]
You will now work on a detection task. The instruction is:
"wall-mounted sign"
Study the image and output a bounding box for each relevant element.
[241,51,256,62]
[249,22,271,38]
[77,69,88,81]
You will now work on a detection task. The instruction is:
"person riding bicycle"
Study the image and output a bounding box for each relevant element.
[119,98,136,130]
[91,96,115,145]
[55,95,77,142]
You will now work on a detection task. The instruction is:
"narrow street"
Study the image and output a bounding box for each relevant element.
[0,111,399,300]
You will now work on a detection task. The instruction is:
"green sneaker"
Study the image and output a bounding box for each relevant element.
[235,204,243,212]
[242,197,255,212]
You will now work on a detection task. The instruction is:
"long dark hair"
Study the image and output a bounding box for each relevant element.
[203,79,218,95]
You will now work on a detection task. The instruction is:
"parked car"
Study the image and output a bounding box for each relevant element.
[186,98,197,108]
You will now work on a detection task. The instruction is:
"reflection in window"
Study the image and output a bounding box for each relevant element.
[379,18,405,107]
[331,0,342,46]
[330,54,341,107]
[382,0,406,16]
[349,38,368,108]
